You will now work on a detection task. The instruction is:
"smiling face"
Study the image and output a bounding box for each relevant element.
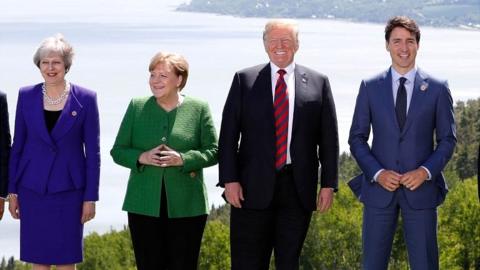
[39,52,66,85]
[264,25,299,68]
[386,26,419,74]
[149,62,182,102]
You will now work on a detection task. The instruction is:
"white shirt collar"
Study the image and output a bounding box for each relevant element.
[270,62,295,76]
[391,66,416,85]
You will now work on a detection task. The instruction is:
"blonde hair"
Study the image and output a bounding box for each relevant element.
[33,33,74,72]
[149,52,189,91]
[263,19,299,44]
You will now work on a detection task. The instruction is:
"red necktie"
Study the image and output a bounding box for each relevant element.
[274,69,288,170]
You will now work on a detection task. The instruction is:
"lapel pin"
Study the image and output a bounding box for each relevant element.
[420,83,428,91]
[71,111,77,117]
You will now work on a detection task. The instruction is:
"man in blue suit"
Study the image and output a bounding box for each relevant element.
[0,90,11,220]
[348,16,456,270]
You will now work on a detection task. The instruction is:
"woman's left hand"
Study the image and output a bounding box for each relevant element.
[158,144,184,167]
[81,201,96,224]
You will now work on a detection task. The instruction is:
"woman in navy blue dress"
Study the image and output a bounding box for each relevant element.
[8,34,100,270]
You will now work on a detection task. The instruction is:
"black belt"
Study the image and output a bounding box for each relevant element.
[277,164,293,174]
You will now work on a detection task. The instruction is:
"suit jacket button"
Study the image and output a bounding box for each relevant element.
[189,172,196,178]
[161,137,167,142]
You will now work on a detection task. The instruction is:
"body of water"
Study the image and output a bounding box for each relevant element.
[1,0,479,260]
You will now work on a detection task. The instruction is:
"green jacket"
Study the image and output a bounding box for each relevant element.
[111,96,218,218]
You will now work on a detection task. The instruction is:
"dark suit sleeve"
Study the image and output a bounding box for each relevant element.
[421,83,456,179]
[318,77,339,188]
[0,93,11,198]
[218,72,242,186]
[8,90,27,194]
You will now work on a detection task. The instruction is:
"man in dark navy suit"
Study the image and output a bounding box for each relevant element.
[0,90,11,220]
[348,16,456,270]
[218,19,339,270]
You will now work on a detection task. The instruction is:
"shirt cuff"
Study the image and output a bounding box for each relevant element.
[372,169,384,183]
[420,166,432,180]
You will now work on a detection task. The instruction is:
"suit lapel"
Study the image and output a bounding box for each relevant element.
[401,69,428,135]
[30,84,55,146]
[51,84,83,141]
[257,64,275,128]
[291,66,308,140]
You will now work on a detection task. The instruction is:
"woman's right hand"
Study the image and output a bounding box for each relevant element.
[138,145,164,166]
[8,194,20,219]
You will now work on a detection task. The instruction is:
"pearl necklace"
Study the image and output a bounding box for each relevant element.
[42,81,70,105]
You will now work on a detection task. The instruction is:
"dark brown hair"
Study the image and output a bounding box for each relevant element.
[385,16,420,43]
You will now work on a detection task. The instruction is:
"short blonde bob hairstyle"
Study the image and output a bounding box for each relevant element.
[149,52,189,91]
[33,33,74,73]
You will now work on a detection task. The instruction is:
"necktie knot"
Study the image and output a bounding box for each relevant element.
[278,69,286,77]
[399,77,407,86]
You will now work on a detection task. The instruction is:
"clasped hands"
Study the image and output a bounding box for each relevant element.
[139,144,183,167]
[377,167,428,192]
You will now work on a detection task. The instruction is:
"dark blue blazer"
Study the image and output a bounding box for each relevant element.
[0,91,11,198]
[8,83,100,201]
[218,63,339,210]
[348,68,456,209]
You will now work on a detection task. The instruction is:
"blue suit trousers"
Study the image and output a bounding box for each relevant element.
[362,187,439,270]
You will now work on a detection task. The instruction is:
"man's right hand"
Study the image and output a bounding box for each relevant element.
[377,170,402,192]
[225,182,244,208]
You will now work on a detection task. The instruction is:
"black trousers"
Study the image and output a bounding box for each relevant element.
[230,166,313,270]
[128,183,207,270]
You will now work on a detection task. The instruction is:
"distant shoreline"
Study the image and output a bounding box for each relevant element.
[177,1,480,31]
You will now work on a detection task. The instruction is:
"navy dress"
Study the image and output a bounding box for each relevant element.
[18,110,84,264]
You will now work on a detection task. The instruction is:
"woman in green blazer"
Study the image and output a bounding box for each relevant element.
[110,52,218,270]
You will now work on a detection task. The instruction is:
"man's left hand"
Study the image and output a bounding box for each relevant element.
[316,188,334,213]
[0,199,4,220]
[400,167,428,191]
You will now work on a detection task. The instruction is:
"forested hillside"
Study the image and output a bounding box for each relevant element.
[177,0,480,29]
[3,98,479,269]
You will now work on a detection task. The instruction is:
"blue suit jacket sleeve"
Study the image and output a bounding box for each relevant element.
[420,83,456,179]
[348,81,383,181]
[82,92,101,201]
[8,90,27,194]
